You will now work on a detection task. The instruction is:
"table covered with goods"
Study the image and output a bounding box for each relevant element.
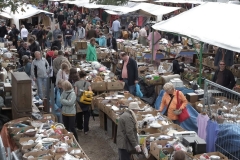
[0,114,89,160]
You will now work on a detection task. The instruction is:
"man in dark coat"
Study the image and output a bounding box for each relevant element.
[172,55,184,75]
[0,22,8,42]
[212,60,236,89]
[107,33,118,51]
[51,34,62,51]
[28,38,40,58]
[119,52,138,95]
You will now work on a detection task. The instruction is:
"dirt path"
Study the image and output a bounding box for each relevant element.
[77,117,119,160]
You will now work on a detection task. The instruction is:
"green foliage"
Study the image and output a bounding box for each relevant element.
[0,0,43,13]
[90,0,129,5]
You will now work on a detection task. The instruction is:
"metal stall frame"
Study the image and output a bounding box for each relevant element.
[204,79,240,115]
[203,79,240,160]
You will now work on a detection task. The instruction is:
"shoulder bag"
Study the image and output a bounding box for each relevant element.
[163,94,174,116]
[175,90,190,122]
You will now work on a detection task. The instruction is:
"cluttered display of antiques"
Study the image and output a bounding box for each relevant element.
[0,33,240,160]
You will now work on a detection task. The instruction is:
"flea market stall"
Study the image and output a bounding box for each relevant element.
[1,4,53,29]
[150,2,240,159]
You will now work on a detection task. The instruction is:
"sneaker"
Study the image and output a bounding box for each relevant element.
[84,132,88,135]
[76,128,82,132]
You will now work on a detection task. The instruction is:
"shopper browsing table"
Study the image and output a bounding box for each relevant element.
[172,55,184,75]
[119,52,138,95]
[158,82,188,124]
[74,71,92,135]
[86,38,97,62]
[60,80,79,142]
[107,33,118,51]
[117,102,142,160]
[139,25,149,46]
[212,60,236,89]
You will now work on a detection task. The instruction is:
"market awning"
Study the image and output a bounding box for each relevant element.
[128,3,181,16]
[0,12,12,19]
[152,2,240,53]
[155,0,204,4]
[104,10,123,15]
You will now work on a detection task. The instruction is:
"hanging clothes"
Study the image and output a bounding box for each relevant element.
[206,120,219,152]
[214,48,234,67]
[147,31,161,61]
[197,114,209,140]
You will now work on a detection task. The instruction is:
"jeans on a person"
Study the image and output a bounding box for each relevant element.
[113,31,119,39]
[62,115,79,142]
[36,77,47,99]
[64,38,71,48]
[76,110,90,132]
[45,40,51,48]
[123,79,135,95]
[118,149,131,160]
[0,37,5,42]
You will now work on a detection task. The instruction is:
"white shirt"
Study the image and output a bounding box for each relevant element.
[21,28,28,38]
[111,20,121,32]
[78,27,85,39]
[132,32,139,40]
[139,28,147,37]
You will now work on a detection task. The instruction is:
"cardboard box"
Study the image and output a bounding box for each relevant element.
[186,93,199,103]
[161,124,185,134]
[4,83,11,92]
[19,137,37,148]
[97,53,109,59]
[138,128,162,135]
[142,133,172,159]
[194,152,228,160]
[23,150,51,160]
[91,82,107,91]
[150,140,174,160]
[106,82,124,91]
[80,41,87,49]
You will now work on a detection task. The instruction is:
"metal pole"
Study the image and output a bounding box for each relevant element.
[198,42,203,86]
[151,29,154,64]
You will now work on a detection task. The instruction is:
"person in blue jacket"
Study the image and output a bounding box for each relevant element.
[52,79,64,123]
[97,32,106,47]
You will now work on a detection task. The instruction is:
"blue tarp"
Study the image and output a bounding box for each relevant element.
[143,53,164,60]
[216,124,240,159]
[179,51,196,56]
[154,89,198,133]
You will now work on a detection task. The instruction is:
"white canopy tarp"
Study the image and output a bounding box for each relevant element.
[155,0,204,4]
[104,10,123,15]
[82,2,180,16]
[128,3,180,16]
[152,2,240,53]
[0,12,12,19]
[3,4,53,29]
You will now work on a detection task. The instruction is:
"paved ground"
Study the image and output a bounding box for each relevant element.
[77,116,119,160]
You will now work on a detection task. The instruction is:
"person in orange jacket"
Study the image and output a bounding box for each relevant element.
[158,82,188,124]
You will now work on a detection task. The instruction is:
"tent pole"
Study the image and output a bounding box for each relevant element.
[151,29,154,64]
[198,42,203,87]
